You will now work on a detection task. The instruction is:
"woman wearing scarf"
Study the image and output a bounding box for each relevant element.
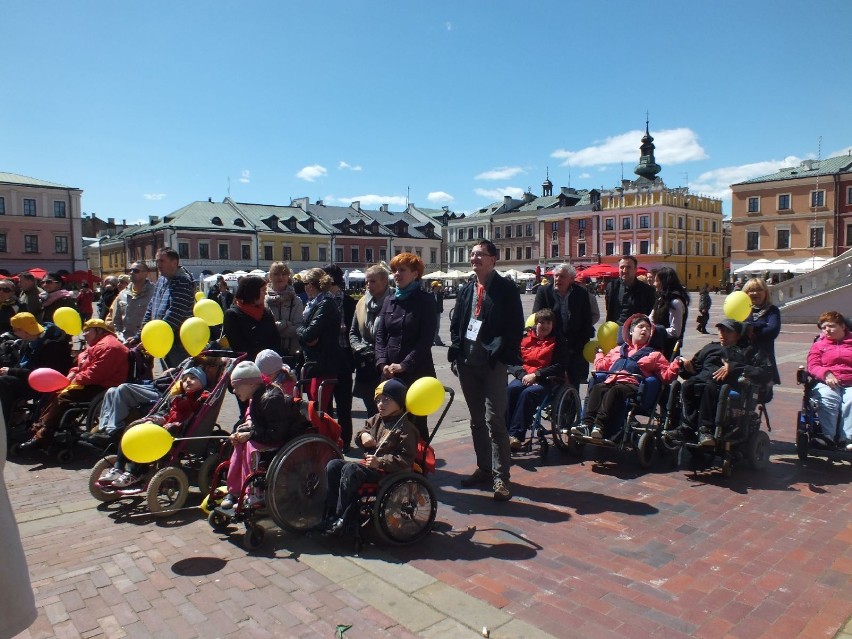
[40,272,78,324]
[374,252,437,441]
[297,269,342,414]
[650,266,690,360]
[223,275,280,360]
[350,264,392,418]
[264,261,304,362]
[741,277,781,385]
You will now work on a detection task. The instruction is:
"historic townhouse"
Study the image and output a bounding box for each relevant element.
[366,204,443,270]
[403,203,460,270]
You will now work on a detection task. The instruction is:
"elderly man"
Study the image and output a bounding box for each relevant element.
[17,272,44,321]
[18,319,128,451]
[449,239,524,502]
[112,262,154,340]
[532,263,595,387]
[605,256,655,334]
[136,248,195,367]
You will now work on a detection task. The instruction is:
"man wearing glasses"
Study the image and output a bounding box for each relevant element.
[112,262,154,341]
[449,239,524,502]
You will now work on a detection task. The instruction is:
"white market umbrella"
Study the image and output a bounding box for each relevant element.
[793,256,831,273]
[733,258,772,274]
[348,269,366,280]
[765,259,795,273]
[423,270,447,279]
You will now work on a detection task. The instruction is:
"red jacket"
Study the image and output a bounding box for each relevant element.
[520,329,557,375]
[71,333,129,388]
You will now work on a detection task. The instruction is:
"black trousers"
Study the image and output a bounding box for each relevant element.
[680,377,723,434]
[582,382,637,437]
[325,459,383,518]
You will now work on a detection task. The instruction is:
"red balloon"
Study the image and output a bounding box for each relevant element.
[28,368,70,393]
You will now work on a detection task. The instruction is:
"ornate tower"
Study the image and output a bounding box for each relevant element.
[542,167,553,197]
[633,118,662,181]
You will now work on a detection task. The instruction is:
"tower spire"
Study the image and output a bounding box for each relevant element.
[634,115,661,181]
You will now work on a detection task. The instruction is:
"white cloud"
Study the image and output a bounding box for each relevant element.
[296,164,327,182]
[337,194,408,207]
[579,172,591,179]
[689,156,804,201]
[474,186,525,200]
[475,166,525,180]
[427,191,454,203]
[143,193,166,200]
[239,169,250,184]
[338,161,362,172]
[830,146,852,158]
[551,128,708,167]
[446,21,453,31]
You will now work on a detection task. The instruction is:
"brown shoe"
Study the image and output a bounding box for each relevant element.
[493,479,511,502]
[460,468,491,487]
[509,436,524,451]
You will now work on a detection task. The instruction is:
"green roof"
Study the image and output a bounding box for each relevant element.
[0,172,79,190]
[734,154,852,185]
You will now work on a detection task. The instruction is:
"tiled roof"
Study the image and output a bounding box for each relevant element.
[0,172,79,190]
[733,154,852,185]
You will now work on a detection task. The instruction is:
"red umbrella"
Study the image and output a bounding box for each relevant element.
[65,270,102,285]
[26,267,48,280]
[636,266,649,276]
[578,264,619,279]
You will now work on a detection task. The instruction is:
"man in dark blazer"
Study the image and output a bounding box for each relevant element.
[605,256,655,336]
[533,263,594,387]
[449,240,524,502]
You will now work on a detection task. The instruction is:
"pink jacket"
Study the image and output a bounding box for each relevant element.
[807,329,852,386]
[593,314,680,386]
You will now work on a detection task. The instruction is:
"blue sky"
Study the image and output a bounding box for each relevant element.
[3,1,851,222]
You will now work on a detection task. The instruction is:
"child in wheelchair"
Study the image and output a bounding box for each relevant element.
[97,366,210,488]
[220,361,311,510]
[576,313,680,440]
[322,378,419,535]
[676,318,774,447]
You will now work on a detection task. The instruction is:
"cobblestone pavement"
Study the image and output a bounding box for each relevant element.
[6,292,851,638]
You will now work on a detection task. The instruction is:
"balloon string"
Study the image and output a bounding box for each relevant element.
[172,435,230,442]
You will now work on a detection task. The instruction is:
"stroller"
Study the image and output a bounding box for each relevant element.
[87,351,244,516]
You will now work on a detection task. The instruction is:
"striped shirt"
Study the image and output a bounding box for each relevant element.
[141,273,195,335]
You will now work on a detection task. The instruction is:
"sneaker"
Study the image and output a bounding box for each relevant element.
[219,493,237,510]
[111,472,141,489]
[699,433,716,447]
[493,479,511,502]
[590,426,604,440]
[846,443,852,452]
[460,468,492,488]
[570,425,589,437]
[98,467,122,484]
[509,436,524,451]
[244,494,262,508]
[327,516,346,535]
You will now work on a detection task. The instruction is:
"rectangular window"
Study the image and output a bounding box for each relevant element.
[351,247,359,262]
[639,240,649,254]
[379,248,387,262]
[578,219,586,230]
[695,241,701,255]
[577,242,586,257]
[515,246,522,259]
[478,227,484,239]
[777,229,790,249]
[847,223,852,246]
[551,244,559,258]
[516,224,522,237]
[24,235,39,253]
[622,217,631,230]
[605,218,614,231]
[301,246,310,261]
[747,197,759,213]
[318,246,327,261]
[525,246,532,259]
[467,228,474,240]
[23,198,37,216]
[199,242,210,259]
[811,190,825,207]
[0,196,5,214]
[335,247,344,262]
[605,242,614,256]
[0,233,6,252]
[55,236,69,253]
[282,246,292,261]
[778,194,790,210]
[178,242,189,259]
[263,245,273,261]
[848,187,852,206]
[712,243,718,256]
[241,244,251,260]
[526,224,533,237]
[551,221,559,233]
[430,248,436,263]
[809,227,824,248]
[366,248,374,263]
[622,241,631,255]
[678,216,685,229]
[639,215,649,229]
[695,218,702,231]
[504,248,511,260]
[494,227,501,239]
[457,247,465,263]
[505,226,512,238]
[677,240,683,255]
[218,244,229,260]
[53,201,66,218]
[712,220,718,232]
[746,231,759,251]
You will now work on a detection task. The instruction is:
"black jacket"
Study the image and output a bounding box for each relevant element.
[375,288,437,386]
[297,296,342,378]
[246,385,310,446]
[448,272,524,367]
[680,340,773,387]
[532,283,594,355]
[223,305,281,360]
[605,278,656,325]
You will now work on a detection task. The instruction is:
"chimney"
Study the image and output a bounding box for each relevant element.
[503,195,512,206]
[149,215,160,225]
[122,219,127,226]
[107,217,115,225]
[380,203,388,212]
[316,199,323,206]
[350,201,360,211]
[208,197,213,202]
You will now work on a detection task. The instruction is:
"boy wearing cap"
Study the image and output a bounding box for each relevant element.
[322,378,419,535]
[220,361,311,509]
[677,318,774,446]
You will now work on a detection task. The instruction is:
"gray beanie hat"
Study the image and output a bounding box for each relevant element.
[255,349,283,378]
[230,361,264,388]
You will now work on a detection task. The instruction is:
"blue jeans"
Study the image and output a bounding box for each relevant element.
[506,379,548,439]
[812,382,852,442]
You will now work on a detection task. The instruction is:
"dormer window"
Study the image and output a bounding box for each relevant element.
[211,216,223,226]
[234,219,245,227]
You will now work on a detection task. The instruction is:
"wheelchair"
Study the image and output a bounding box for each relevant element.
[661,377,773,477]
[795,367,851,462]
[564,372,665,469]
[508,375,582,462]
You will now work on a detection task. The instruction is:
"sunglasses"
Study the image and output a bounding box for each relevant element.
[129,268,143,273]
[0,287,14,292]
[42,280,59,285]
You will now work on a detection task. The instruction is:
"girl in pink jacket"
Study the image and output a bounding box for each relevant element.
[806,311,852,449]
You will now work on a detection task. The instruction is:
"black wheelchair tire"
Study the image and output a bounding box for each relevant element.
[551,386,581,452]
[372,472,437,546]
[746,431,771,470]
[796,432,809,462]
[636,432,656,469]
[243,523,266,551]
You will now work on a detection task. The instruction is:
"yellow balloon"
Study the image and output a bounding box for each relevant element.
[406,376,445,417]
[53,306,82,335]
[180,317,210,356]
[583,340,600,364]
[195,291,205,302]
[724,291,752,322]
[141,319,174,359]
[194,299,224,326]
[597,321,619,352]
[121,421,174,464]
[525,313,536,329]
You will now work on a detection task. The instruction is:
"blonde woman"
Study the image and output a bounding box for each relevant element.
[265,262,304,360]
[741,277,781,384]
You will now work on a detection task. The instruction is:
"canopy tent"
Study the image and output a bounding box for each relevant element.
[576,264,619,279]
[343,269,365,288]
[765,259,795,273]
[733,258,772,275]
[27,267,48,280]
[793,256,832,273]
[443,269,473,279]
[499,269,535,281]
[423,271,447,280]
[64,270,102,285]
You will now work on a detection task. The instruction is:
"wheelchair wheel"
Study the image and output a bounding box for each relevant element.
[796,432,809,462]
[147,466,190,517]
[88,455,121,502]
[372,472,437,546]
[85,393,106,434]
[243,523,266,550]
[266,434,342,533]
[746,431,771,470]
[197,452,226,498]
[636,432,656,469]
[208,509,231,532]
[56,448,75,464]
[551,386,581,452]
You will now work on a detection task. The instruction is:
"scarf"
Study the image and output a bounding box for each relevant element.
[236,300,265,322]
[303,291,329,320]
[394,280,420,301]
[40,289,74,307]
[750,303,771,322]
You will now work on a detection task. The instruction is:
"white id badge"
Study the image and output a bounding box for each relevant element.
[465,318,483,341]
